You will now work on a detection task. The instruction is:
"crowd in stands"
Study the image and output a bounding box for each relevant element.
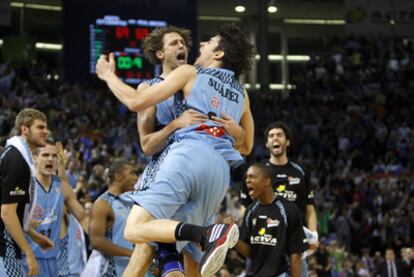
[0,34,413,276]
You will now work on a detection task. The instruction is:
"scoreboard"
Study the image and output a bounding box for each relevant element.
[90,15,167,84]
[62,0,196,82]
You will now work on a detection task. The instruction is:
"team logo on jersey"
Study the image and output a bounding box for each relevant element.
[278,190,297,201]
[251,228,277,246]
[267,218,280,228]
[288,177,300,185]
[9,186,26,196]
[277,185,286,192]
[32,204,43,221]
[258,228,266,236]
[210,96,220,109]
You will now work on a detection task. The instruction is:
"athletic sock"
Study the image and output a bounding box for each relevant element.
[175,222,206,243]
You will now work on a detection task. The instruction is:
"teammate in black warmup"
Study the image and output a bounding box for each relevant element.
[234,163,305,277]
[0,108,52,276]
[240,121,318,276]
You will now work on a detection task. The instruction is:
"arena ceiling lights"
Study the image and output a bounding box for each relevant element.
[268,0,277,13]
[234,5,246,13]
[284,18,345,25]
[0,39,62,51]
[35,42,62,51]
[244,83,295,91]
[234,1,278,14]
[255,54,310,62]
[10,1,62,11]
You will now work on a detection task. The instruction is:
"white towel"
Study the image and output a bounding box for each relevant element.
[81,250,106,277]
[5,136,36,231]
[302,226,318,258]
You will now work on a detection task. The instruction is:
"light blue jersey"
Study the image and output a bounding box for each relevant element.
[144,76,175,128]
[57,214,86,277]
[96,192,133,277]
[130,66,246,258]
[139,76,180,191]
[22,176,63,277]
[172,66,245,167]
[27,176,64,258]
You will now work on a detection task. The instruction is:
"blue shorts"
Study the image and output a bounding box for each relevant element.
[155,243,184,277]
[0,257,25,277]
[22,257,57,277]
[182,241,203,264]
[128,139,230,252]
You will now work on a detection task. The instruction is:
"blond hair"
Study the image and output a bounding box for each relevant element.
[15,108,47,135]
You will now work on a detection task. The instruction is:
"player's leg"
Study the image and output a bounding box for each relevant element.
[183,251,201,277]
[122,243,154,277]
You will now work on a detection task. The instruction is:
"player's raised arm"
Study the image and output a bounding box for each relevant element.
[96,54,195,112]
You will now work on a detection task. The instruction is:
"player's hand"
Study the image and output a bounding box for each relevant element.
[56,141,68,167]
[222,215,235,224]
[25,251,39,276]
[309,241,319,252]
[96,53,116,81]
[36,233,54,250]
[211,113,244,142]
[173,109,208,129]
[27,228,54,250]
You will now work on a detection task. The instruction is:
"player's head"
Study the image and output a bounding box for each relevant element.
[195,24,255,77]
[34,139,58,176]
[15,108,48,148]
[142,25,192,69]
[245,163,274,201]
[107,159,138,193]
[264,121,292,158]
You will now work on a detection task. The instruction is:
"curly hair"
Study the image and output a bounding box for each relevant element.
[264,121,293,143]
[214,23,256,77]
[142,25,192,65]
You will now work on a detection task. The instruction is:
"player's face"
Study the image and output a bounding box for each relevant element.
[194,35,221,67]
[245,166,268,200]
[121,164,138,193]
[161,32,188,70]
[35,144,58,176]
[266,128,289,158]
[23,119,48,149]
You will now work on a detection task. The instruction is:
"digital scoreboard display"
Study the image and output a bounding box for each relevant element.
[90,15,167,84]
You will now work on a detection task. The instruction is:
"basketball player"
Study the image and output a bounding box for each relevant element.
[96,24,255,277]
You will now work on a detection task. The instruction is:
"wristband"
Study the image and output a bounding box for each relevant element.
[303,227,318,244]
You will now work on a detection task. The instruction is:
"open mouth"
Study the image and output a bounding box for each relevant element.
[273,144,281,150]
[177,52,186,61]
[246,186,254,196]
[45,164,53,170]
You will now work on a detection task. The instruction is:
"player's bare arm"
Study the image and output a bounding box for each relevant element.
[62,180,89,233]
[96,54,196,112]
[89,200,133,257]
[233,239,251,258]
[137,83,207,156]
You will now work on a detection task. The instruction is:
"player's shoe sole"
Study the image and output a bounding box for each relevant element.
[200,224,239,277]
